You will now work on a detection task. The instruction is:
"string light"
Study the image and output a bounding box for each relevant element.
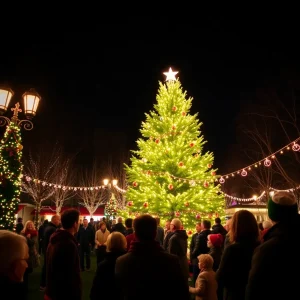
[218,138,300,184]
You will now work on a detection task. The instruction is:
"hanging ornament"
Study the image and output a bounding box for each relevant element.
[182,112,186,116]
[215,213,219,218]
[219,177,225,184]
[196,214,201,219]
[142,158,147,163]
[241,169,247,177]
[175,211,180,217]
[184,202,189,207]
[264,158,272,167]
[133,182,138,187]
[208,213,212,219]
[172,125,176,130]
[127,201,133,207]
[292,143,300,152]
[168,184,174,190]
[17,144,23,151]
[211,171,216,176]
[187,230,193,235]
[203,181,209,188]
[172,106,177,111]
[143,202,148,208]
[178,162,184,167]
[159,116,163,121]
[146,170,152,175]
[155,139,160,144]
[190,142,195,147]
[208,164,212,168]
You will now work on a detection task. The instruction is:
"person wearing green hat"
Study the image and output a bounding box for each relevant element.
[246,191,300,300]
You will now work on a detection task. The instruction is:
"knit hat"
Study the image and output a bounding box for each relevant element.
[268,191,298,222]
[208,233,223,247]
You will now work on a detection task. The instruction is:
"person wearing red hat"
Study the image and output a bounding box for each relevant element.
[207,234,223,271]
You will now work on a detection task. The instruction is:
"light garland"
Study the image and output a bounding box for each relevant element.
[218,138,300,184]
[22,137,300,202]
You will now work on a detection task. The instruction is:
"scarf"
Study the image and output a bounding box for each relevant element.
[25,229,38,237]
[128,239,162,253]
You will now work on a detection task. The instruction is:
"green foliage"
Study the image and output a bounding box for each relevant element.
[0,122,23,230]
[124,79,225,234]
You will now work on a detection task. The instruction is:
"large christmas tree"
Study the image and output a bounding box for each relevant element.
[125,68,224,233]
[0,120,23,230]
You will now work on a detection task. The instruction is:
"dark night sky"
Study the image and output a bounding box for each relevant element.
[1,14,300,176]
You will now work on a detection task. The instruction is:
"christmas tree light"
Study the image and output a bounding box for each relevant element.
[0,121,23,230]
[124,69,224,235]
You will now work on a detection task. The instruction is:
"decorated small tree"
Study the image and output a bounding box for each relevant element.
[0,111,23,230]
[124,68,224,235]
[105,193,118,220]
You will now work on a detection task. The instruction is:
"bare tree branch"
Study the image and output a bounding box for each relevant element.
[77,162,106,217]
[22,144,68,226]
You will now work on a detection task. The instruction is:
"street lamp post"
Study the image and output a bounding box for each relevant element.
[0,86,41,130]
[0,86,41,230]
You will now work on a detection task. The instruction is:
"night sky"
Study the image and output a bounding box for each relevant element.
[1,15,300,187]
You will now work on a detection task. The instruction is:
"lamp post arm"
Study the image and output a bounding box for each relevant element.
[0,116,11,127]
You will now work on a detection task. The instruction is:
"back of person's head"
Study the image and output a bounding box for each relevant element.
[229,210,259,243]
[17,217,22,223]
[268,191,298,222]
[215,217,221,224]
[61,209,80,229]
[202,220,211,229]
[262,220,272,229]
[155,217,160,225]
[125,218,133,228]
[0,230,28,280]
[106,232,127,252]
[170,218,182,230]
[134,215,157,241]
[198,254,214,270]
[117,217,123,223]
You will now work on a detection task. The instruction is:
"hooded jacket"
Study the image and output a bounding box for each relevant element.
[45,229,82,300]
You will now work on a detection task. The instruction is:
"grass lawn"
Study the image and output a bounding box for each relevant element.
[28,253,97,300]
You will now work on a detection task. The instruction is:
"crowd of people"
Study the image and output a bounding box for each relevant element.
[0,190,299,299]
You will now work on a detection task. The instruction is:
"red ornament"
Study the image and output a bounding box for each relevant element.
[172,106,177,111]
[172,125,176,130]
[188,230,193,235]
[211,171,216,176]
[190,143,195,147]
[208,164,212,168]
[194,153,199,158]
[196,214,201,219]
[184,202,189,207]
[133,182,138,187]
[178,162,184,167]
[168,184,174,190]
[143,202,148,208]
[175,211,180,217]
[182,112,186,116]
[203,181,209,188]
[215,213,219,218]
[127,201,133,207]
[208,214,212,219]
[147,170,152,175]
[155,139,160,144]
[9,151,14,157]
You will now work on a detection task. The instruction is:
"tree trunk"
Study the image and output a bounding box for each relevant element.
[34,203,41,228]
[56,205,61,215]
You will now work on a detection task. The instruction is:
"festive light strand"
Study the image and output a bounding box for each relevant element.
[218,137,300,184]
